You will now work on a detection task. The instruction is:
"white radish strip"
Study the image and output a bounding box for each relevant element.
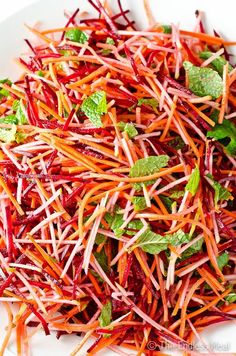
[159,80,168,111]
[0,251,9,270]
[138,139,149,157]
[60,238,84,278]
[15,271,46,314]
[225,112,236,119]
[9,263,42,272]
[179,273,192,308]
[29,211,63,235]
[28,188,62,217]
[166,253,178,290]
[134,132,161,140]
[201,48,224,67]
[27,73,59,88]
[84,286,103,308]
[179,114,206,140]
[154,175,189,196]
[148,178,162,197]
[112,292,134,300]
[57,224,73,247]
[120,210,136,230]
[142,184,151,208]
[121,138,134,166]
[123,188,135,222]
[147,44,175,53]
[177,257,209,277]
[111,224,148,266]
[83,198,107,274]
[1,144,23,170]
[179,234,203,254]
[106,182,125,211]
[97,229,128,242]
[145,138,160,156]
[117,30,171,38]
[171,190,189,229]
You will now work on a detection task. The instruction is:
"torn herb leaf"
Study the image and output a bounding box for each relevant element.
[207,119,236,156]
[185,166,200,196]
[129,155,169,190]
[206,174,232,205]
[135,229,189,255]
[65,28,89,44]
[81,91,107,127]
[132,196,147,212]
[98,301,112,327]
[199,51,233,76]
[217,252,229,270]
[0,125,17,143]
[118,121,138,138]
[183,61,223,99]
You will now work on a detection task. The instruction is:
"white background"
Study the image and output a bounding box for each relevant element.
[0,0,36,22]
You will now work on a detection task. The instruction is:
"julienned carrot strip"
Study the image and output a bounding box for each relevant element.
[179,278,204,338]
[0,176,24,215]
[68,66,108,88]
[180,30,233,45]
[187,102,215,126]
[0,303,14,356]
[41,25,97,34]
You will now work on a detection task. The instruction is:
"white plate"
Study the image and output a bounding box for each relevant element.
[0,1,236,355]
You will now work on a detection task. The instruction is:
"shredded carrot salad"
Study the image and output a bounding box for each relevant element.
[0,1,235,355]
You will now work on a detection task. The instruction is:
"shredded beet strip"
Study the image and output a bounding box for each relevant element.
[0,1,235,355]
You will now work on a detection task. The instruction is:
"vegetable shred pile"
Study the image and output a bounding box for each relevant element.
[0,1,236,355]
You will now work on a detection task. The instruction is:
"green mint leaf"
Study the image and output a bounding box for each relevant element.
[0,78,12,99]
[95,233,106,245]
[181,238,204,260]
[81,91,107,127]
[138,98,159,109]
[209,109,220,123]
[162,25,172,34]
[118,121,138,138]
[0,125,17,143]
[216,252,229,270]
[225,293,236,304]
[135,229,189,255]
[36,70,44,77]
[168,136,185,150]
[98,301,112,328]
[207,119,236,156]
[183,61,223,99]
[126,219,144,236]
[0,115,18,124]
[105,211,144,237]
[94,248,109,273]
[160,195,174,213]
[206,174,232,205]
[169,229,190,246]
[131,196,147,212]
[170,190,185,199]
[65,28,89,43]
[105,211,124,237]
[129,155,169,190]
[15,132,26,144]
[185,166,200,196]
[13,100,28,125]
[102,37,115,55]
[199,51,233,76]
